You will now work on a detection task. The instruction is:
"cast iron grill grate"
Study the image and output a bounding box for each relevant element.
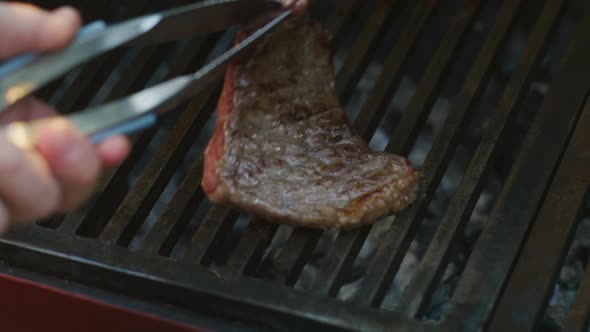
[1,0,589,331]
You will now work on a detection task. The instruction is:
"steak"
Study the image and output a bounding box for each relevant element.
[202,15,419,230]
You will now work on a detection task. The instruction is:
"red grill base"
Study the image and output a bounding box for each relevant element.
[0,273,209,332]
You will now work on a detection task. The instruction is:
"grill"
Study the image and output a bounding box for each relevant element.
[1,0,590,331]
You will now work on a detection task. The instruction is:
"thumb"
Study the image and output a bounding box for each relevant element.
[0,3,81,59]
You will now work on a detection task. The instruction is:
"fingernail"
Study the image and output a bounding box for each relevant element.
[48,8,74,35]
[51,6,78,22]
[41,7,80,50]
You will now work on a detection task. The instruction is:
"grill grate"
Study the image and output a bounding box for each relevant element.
[1,0,589,331]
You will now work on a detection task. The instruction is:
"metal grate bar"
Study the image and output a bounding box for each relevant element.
[487,98,590,330]
[323,0,361,38]
[52,3,154,113]
[184,206,240,265]
[60,37,214,235]
[311,228,371,295]
[36,77,64,103]
[352,0,435,142]
[203,0,365,280]
[140,160,205,256]
[50,57,112,111]
[90,40,222,225]
[63,9,231,237]
[270,228,322,286]
[334,0,400,102]
[39,64,133,231]
[564,260,590,332]
[218,221,279,278]
[142,38,217,89]
[385,1,481,156]
[215,220,276,277]
[63,132,154,235]
[310,0,435,297]
[47,1,128,112]
[444,4,590,329]
[0,224,422,332]
[99,85,219,245]
[59,203,103,235]
[87,46,160,107]
[353,0,516,307]
[44,4,154,232]
[399,0,565,318]
[30,2,119,103]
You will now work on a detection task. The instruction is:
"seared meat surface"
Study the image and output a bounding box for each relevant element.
[202,15,419,230]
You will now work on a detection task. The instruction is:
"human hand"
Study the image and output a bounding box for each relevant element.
[282,0,309,14]
[0,3,131,233]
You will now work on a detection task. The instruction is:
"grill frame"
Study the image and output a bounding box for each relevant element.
[0,0,589,331]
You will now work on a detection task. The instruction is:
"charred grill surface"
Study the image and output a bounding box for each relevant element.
[0,1,589,331]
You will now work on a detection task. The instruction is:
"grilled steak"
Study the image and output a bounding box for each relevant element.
[202,15,419,230]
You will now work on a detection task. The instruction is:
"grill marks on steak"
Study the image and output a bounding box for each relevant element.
[202,16,419,230]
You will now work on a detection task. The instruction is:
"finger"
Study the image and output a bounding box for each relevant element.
[0,97,57,124]
[282,0,309,14]
[33,118,101,212]
[97,135,131,168]
[2,99,131,167]
[0,135,60,222]
[0,3,81,59]
[3,98,130,210]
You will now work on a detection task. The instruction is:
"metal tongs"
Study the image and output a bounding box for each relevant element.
[0,0,291,148]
